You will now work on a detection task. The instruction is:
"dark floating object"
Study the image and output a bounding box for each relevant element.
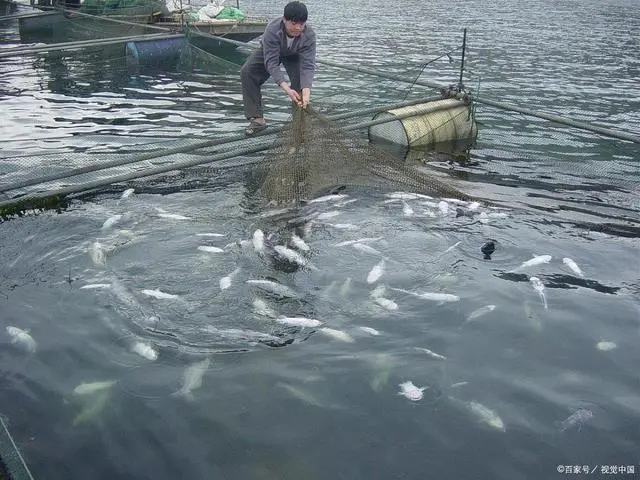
[481,240,496,260]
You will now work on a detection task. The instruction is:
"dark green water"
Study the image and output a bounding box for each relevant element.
[0,0,639,478]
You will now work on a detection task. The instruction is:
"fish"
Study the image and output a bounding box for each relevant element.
[334,237,382,247]
[414,346,447,360]
[398,381,427,401]
[157,213,191,220]
[529,276,548,309]
[203,326,278,343]
[308,194,348,204]
[252,297,278,318]
[277,383,326,408]
[101,214,122,230]
[402,201,414,217]
[386,192,433,200]
[219,267,240,291]
[73,380,117,395]
[391,288,460,303]
[366,259,385,284]
[559,408,593,432]
[252,229,265,254]
[6,326,37,353]
[141,289,179,300]
[463,305,497,325]
[374,296,398,311]
[438,201,449,216]
[274,245,315,270]
[481,240,496,260]
[198,246,224,253]
[172,358,210,401]
[121,188,135,199]
[596,341,617,351]
[90,241,106,266]
[290,234,310,252]
[131,341,158,361]
[319,327,355,343]
[359,326,381,336]
[80,283,111,290]
[316,210,341,220]
[370,285,386,298]
[450,382,469,388]
[196,233,226,237]
[444,241,461,253]
[340,277,352,297]
[352,243,383,256]
[562,257,584,277]
[276,317,322,328]
[465,401,506,431]
[72,389,110,427]
[246,279,299,298]
[325,223,358,230]
[512,254,552,271]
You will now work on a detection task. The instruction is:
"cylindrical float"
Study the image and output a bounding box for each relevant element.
[125,36,187,70]
[368,98,477,148]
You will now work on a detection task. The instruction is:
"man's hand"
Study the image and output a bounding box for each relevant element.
[280,82,301,104]
[301,88,311,109]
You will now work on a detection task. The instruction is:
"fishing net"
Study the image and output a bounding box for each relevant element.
[253,105,472,207]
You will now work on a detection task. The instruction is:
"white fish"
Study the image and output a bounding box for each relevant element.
[444,241,461,253]
[252,297,278,318]
[121,188,135,199]
[291,234,310,252]
[370,285,386,298]
[438,201,449,215]
[80,283,111,289]
[246,279,299,298]
[141,289,179,300]
[340,277,352,297]
[386,192,433,200]
[562,257,584,277]
[398,381,427,401]
[308,194,348,204]
[466,401,506,431]
[359,326,380,336]
[402,201,414,217]
[219,268,240,290]
[450,382,469,388]
[513,254,552,271]
[374,296,398,311]
[198,246,224,253]
[101,214,122,230]
[203,326,278,343]
[414,346,447,360]
[6,326,37,353]
[367,259,385,284]
[131,341,158,361]
[276,317,322,328]
[391,288,459,303]
[196,233,226,237]
[73,380,117,395]
[90,241,106,266]
[252,229,265,253]
[157,213,191,220]
[464,305,497,324]
[72,389,110,427]
[596,341,617,351]
[529,276,548,309]
[334,237,382,247]
[316,210,341,220]
[352,243,383,256]
[172,358,210,401]
[274,245,315,269]
[325,223,358,230]
[559,408,593,432]
[335,198,358,207]
[319,327,355,343]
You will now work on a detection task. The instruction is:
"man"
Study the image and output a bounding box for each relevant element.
[240,1,316,136]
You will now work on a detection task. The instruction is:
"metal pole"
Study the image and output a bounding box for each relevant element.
[458,28,466,90]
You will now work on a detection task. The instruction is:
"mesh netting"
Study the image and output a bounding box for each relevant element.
[254,106,472,207]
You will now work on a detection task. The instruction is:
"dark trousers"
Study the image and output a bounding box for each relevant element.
[240,49,300,119]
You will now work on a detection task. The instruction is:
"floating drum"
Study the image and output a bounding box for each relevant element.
[368,98,477,148]
[125,36,187,70]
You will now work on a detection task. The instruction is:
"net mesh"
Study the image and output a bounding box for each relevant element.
[253,106,472,207]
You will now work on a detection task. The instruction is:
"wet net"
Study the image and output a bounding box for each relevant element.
[253,105,472,207]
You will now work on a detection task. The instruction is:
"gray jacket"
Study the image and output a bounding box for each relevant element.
[260,17,316,89]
